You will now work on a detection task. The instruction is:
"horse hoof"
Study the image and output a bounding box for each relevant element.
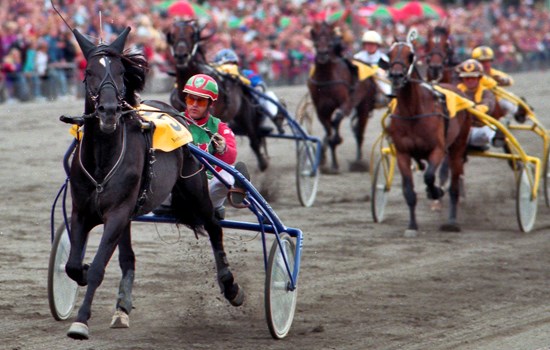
[321,166,340,175]
[404,229,418,238]
[228,283,245,307]
[67,322,89,340]
[348,160,369,173]
[440,223,461,232]
[110,309,130,328]
[431,200,442,212]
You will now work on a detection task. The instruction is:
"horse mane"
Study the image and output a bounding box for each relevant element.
[121,48,149,106]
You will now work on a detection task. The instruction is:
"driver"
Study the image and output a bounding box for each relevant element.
[456,59,503,150]
[353,30,393,105]
[154,73,249,219]
[472,45,526,124]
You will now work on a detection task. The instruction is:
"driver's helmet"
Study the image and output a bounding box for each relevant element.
[213,48,239,65]
[361,30,382,45]
[471,46,494,61]
[183,74,218,101]
[457,59,484,78]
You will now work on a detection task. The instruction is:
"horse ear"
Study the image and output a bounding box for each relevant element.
[110,26,131,54]
[72,29,96,59]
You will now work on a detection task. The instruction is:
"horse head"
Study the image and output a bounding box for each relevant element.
[166,20,213,69]
[383,30,418,91]
[73,27,147,134]
[310,21,337,64]
[425,25,453,82]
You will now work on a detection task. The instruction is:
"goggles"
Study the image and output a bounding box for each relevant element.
[185,95,209,107]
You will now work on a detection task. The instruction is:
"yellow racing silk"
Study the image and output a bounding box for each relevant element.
[216,64,251,85]
[69,105,193,152]
[480,75,498,90]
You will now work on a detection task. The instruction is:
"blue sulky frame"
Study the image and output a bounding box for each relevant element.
[49,139,303,338]
[246,86,323,208]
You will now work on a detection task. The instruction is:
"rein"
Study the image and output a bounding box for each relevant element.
[78,118,129,194]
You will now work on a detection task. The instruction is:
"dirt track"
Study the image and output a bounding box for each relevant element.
[2,71,550,350]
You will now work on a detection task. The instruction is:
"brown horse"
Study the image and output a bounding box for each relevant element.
[307,21,377,174]
[380,30,471,234]
[166,20,269,171]
[424,24,458,84]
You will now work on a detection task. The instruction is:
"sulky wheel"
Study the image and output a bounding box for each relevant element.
[371,154,391,223]
[296,141,320,207]
[543,146,550,207]
[516,164,538,233]
[48,222,79,321]
[265,234,298,339]
[295,93,315,134]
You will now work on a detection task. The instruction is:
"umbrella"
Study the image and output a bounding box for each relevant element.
[165,1,211,20]
[393,1,447,20]
[360,5,403,22]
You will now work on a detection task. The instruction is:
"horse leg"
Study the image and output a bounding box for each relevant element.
[397,154,418,235]
[424,151,445,201]
[67,218,130,340]
[323,108,345,174]
[440,152,465,232]
[110,225,135,329]
[248,133,269,172]
[65,214,95,287]
[349,109,370,172]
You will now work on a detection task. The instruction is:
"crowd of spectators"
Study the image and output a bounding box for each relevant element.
[1,0,549,103]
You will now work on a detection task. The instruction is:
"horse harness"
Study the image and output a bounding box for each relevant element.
[389,81,451,139]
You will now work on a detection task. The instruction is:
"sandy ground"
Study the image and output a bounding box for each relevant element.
[2,71,550,350]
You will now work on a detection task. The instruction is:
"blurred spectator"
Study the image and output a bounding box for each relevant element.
[1,0,550,103]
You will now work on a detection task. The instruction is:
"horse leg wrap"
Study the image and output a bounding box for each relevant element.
[116,270,135,314]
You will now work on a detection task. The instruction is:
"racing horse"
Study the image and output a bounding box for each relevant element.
[308,21,377,174]
[63,27,244,340]
[380,29,471,234]
[424,24,457,84]
[166,19,269,171]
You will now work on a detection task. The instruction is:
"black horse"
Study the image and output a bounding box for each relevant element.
[166,19,270,171]
[63,27,244,340]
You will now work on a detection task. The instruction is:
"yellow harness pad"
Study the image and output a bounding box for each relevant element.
[388,86,474,118]
[69,105,193,152]
[433,85,474,118]
[137,104,192,152]
[351,60,377,80]
[309,61,378,81]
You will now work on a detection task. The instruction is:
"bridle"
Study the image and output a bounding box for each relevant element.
[387,42,418,89]
[84,50,133,128]
[170,20,201,67]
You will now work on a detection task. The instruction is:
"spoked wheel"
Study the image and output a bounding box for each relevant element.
[296,141,320,207]
[371,154,391,223]
[265,234,298,339]
[543,147,550,207]
[516,164,538,233]
[295,93,315,134]
[48,222,79,321]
